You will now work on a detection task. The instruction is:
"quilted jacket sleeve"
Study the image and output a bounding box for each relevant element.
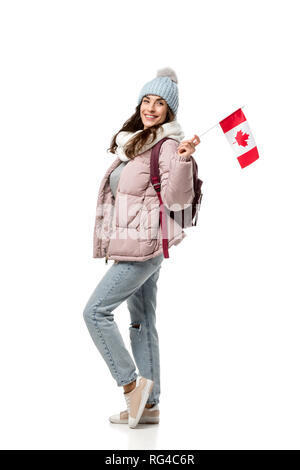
[158,138,195,211]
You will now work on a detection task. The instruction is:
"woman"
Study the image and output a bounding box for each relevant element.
[83,67,200,429]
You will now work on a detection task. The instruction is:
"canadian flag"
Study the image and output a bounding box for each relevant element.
[219,108,259,168]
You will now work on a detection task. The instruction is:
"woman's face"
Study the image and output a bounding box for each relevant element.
[140,94,168,129]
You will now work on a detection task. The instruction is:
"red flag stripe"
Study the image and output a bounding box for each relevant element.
[237,146,259,169]
[219,108,247,134]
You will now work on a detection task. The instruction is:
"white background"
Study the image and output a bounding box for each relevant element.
[0,0,299,450]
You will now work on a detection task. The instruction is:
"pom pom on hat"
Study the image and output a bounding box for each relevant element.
[156,67,178,84]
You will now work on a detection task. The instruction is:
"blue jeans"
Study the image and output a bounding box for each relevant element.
[83,253,164,405]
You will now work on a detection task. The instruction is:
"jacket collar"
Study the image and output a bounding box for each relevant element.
[115,120,185,162]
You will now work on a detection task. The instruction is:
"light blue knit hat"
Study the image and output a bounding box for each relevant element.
[137,67,179,116]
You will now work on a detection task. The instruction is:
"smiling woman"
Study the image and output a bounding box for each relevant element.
[83,67,198,429]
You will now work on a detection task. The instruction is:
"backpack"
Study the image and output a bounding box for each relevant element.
[150,137,203,258]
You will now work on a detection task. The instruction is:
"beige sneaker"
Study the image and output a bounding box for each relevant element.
[122,376,154,428]
[109,404,160,424]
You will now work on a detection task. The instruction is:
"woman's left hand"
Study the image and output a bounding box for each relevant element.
[177,135,201,160]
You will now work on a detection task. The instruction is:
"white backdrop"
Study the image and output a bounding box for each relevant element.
[1,0,299,450]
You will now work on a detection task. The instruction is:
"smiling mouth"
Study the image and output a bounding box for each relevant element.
[145,116,157,121]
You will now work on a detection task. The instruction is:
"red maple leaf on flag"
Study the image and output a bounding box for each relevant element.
[235,130,249,147]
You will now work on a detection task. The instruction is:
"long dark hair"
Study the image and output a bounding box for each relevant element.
[107,101,175,160]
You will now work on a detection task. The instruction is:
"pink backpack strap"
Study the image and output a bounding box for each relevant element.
[150,137,176,258]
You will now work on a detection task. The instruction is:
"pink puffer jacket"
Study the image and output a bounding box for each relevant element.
[93,138,194,262]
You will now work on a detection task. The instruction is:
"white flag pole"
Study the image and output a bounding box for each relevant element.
[198,105,245,138]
